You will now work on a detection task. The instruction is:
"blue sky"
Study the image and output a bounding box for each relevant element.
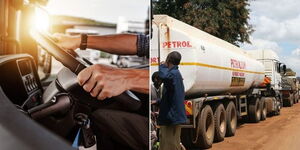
[46,0,149,23]
[241,0,300,76]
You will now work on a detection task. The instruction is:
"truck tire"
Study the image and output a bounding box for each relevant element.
[274,97,281,116]
[261,98,267,121]
[248,97,261,123]
[293,93,298,104]
[180,129,194,149]
[225,101,237,137]
[213,103,226,142]
[286,95,294,107]
[197,105,215,149]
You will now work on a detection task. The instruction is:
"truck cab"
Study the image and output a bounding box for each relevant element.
[247,49,285,91]
[281,75,299,106]
[246,49,292,106]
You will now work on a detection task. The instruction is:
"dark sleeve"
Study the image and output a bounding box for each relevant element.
[158,64,174,80]
[156,98,161,105]
[136,34,149,57]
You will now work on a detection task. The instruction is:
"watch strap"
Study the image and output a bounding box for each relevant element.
[80,34,88,50]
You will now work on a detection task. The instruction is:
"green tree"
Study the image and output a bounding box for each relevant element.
[153,0,253,46]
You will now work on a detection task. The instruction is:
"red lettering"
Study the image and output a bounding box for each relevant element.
[151,57,158,63]
[231,59,246,69]
[182,41,187,47]
[177,41,181,48]
[232,72,245,77]
[162,41,192,48]
[172,41,177,48]
[187,41,192,47]
[163,42,167,48]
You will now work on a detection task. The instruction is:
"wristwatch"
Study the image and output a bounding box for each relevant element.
[80,34,88,50]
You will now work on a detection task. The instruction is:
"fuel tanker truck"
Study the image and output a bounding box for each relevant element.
[151,15,285,149]
[280,75,299,107]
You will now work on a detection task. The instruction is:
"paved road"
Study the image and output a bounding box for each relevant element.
[209,102,300,150]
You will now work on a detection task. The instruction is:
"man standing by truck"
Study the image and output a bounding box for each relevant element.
[158,51,187,150]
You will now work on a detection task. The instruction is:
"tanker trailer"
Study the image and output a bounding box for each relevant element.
[151,15,282,149]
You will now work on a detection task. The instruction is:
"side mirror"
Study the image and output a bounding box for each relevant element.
[283,65,286,74]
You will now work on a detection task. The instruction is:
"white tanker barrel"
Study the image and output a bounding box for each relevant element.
[151,15,265,98]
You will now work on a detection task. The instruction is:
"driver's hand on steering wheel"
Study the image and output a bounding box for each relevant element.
[52,33,80,51]
[77,64,129,100]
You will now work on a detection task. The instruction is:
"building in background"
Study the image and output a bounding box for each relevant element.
[110,17,148,68]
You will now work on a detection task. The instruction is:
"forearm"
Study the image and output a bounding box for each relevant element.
[123,69,149,94]
[87,34,137,55]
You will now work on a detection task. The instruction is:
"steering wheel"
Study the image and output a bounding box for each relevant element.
[30,30,142,111]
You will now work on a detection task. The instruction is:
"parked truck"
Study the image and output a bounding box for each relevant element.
[151,15,285,149]
[280,75,299,106]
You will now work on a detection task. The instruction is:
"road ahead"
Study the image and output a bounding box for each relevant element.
[210,102,300,150]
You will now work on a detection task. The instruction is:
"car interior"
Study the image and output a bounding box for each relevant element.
[0,1,148,149]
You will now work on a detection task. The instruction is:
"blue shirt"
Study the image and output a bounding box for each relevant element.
[158,64,187,125]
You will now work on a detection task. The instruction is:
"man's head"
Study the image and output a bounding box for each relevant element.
[152,71,162,89]
[166,51,181,66]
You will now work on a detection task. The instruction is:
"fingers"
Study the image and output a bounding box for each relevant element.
[79,69,106,100]
[77,64,124,101]
[77,67,93,86]
[90,81,104,97]
[78,65,106,100]
[52,33,64,42]
[82,79,97,93]
[97,89,112,100]
[51,33,80,50]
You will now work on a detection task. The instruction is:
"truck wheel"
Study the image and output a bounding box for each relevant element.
[197,105,214,149]
[261,98,267,121]
[213,103,226,142]
[274,98,281,116]
[293,94,298,104]
[180,129,194,149]
[225,101,237,137]
[248,97,261,123]
[295,94,299,103]
[286,95,294,107]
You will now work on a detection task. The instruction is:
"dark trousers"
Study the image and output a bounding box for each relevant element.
[91,109,149,150]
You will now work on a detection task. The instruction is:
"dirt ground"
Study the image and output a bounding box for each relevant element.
[209,102,300,150]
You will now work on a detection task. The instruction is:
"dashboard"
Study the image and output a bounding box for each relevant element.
[0,54,42,110]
